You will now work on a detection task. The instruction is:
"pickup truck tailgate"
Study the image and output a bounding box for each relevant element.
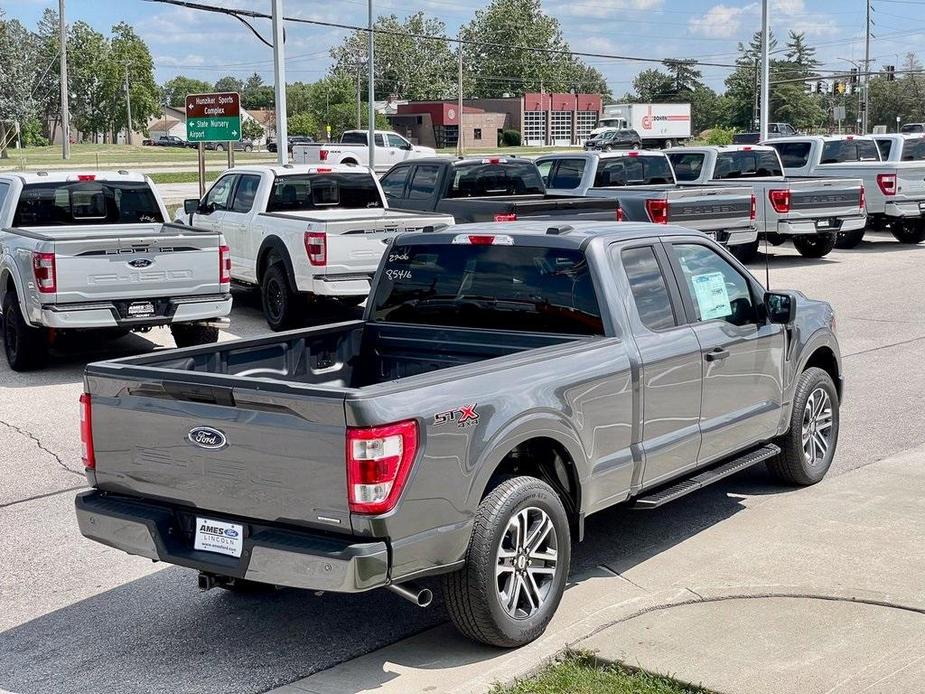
[38,224,224,304]
[896,164,925,199]
[590,186,754,231]
[86,372,351,531]
[787,179,864,220]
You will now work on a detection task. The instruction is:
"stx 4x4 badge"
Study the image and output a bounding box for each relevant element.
[434,404,480,428]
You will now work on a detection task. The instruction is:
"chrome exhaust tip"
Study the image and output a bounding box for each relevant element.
[387,582,433,608]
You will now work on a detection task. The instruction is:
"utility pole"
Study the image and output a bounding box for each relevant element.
[759,0,770,142]
[863,0,871,134]
[271,0,288,165]
[59,0,70,160]
[124,65,133,145]
[356,62,362,130]
[457,35,463,156]
[367,0,375,170]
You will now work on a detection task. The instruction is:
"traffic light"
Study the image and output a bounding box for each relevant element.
[805,81,815,94]
[886,65,896,81]
[835,81,846,95]
[850,68,859,85]
[816,80,826,94]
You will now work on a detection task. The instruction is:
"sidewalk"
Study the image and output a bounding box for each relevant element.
[271,445,925,694]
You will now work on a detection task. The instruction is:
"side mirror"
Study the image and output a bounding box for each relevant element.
[765,291,796,325]
[401,142,413,150]
[183,198,199,215]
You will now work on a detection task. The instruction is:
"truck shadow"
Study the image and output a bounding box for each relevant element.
[0,467,780,694]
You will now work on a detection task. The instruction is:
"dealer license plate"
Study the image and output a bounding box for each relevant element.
[919,202,925,212]
[194,517,243,558]
[816,219,831,229]
[127,301,155,317]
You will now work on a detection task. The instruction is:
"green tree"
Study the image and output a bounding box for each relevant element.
[307,74,387,138]
[632,68,674,101]
[459,0,609,98]
[35,8,62,140]
[107,22,160,138]
[162,75,213,107]
[242,72,274,109]
[214,75,244,94]
[330,12,456,101]
[287,112,319,137]
[241,118,264,141]
[0,14,40,157]
[286,81,313,117]
[785,31,819,74]
[68,21,110,142]
[663,58,702,93]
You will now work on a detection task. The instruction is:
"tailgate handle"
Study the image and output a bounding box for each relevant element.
[163,381,235,406]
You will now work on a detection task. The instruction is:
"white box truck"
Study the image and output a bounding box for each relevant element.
[592,103,691,148]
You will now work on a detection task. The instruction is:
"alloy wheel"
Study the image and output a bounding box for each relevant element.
[495,507,558,620]
[801,387,833,466]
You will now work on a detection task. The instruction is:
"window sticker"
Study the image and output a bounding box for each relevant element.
[691,271,732,320]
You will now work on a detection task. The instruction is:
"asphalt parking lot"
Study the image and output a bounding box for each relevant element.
[2,232,925,694]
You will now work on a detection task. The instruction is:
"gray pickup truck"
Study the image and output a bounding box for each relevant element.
[534,151,757,250]
[75,221,843,648]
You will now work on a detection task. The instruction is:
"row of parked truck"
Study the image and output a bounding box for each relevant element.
[3,132,925,371]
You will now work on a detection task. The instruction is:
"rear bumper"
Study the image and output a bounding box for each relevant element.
[301,275,374,297]
[777,215,866,235]
[883,200,925,218]
[707,228,758,246]
[38,294,232,329]
[75,491,389,592]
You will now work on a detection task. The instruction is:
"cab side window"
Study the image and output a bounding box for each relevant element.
[622,246,677,331]
[673,244,758,327]
[408,165,441,200]
[230,175,260,213]
[204,175,236,212]
[380,166,411,199]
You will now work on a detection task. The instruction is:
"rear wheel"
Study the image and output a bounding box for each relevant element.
[215,144,225,152]
[2,292,48,371]
[729,239,759,264]
[664,139,675,149]
[792,233,837,258]
[261,262,302,331]
[442,476,570,647]
[891,219,925,244]
[244,145,253,153]
[835,228,865,249]
[768,367,839,485]
[171,324,219,348]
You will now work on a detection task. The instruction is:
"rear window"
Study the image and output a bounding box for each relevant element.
[899,138,925,161]
[12,180,164,227]
[594,156,674,186]
[901,124,924,134]
[371,242,604,335]
[666,153,705,182]
[266,173,382,212]
[340,132,366,144]
[874,139,893,160]
[546,159,587,189]
[713,150,783,178]
[447,162,545,198]
[770,142,811,168]
[819,140,881,163]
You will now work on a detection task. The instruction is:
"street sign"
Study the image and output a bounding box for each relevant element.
[834,106,846,121]
[185,92,242,143]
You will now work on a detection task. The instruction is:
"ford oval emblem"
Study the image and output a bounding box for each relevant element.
[224,528,239,538]
[128,258,153,268]
[188,426,227,449]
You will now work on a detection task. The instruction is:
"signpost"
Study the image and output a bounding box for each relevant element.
[185,92,242,196]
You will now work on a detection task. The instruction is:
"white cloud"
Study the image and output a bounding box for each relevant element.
[548,0,664,18]
[688,4,755,39]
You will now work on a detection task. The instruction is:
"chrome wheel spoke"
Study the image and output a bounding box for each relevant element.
[495,506,558,620]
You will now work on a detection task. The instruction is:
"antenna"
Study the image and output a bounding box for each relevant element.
[763,233,770,288]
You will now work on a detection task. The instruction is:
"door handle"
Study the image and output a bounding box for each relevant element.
[704,347,730,362]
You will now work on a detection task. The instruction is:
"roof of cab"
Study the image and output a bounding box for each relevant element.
[397,220,705,246]
[670,144,776,153]
[225,163,373,176]
[0,170,149,184]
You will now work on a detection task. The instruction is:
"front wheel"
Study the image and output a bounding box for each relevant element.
[215,144,225,152]
[171,324,219,348]
[442,476,571,648]
[768,367,839,485]
[891,219,925,244]
[729,239,759,264]
[835,228,865,249]
[792,233,837,258]
[663,139,675,149]
[244,145,253,153]
[2,292,48,371]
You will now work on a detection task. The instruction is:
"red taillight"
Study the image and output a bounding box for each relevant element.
[627,151,640,157]
[79,393,95,469]
[742,146,752,151]
[859,185,866,210]
[219,244,231,284]
[319,149,328,162]
[77,174,96,181]
[346,420,418,514]
[877,173,896,196]
[617,207,625,222]
[467,235,498,245]
[493,213,517,222]
[645,198,669,224]
[304,232,327,266]
[769,189,791,213]
[750,193,757,221]
[32,251,56,293]
[316,167,332,173]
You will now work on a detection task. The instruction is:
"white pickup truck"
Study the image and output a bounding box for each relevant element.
[178,164,453,330]
[765,135,925,247]
[292,130,437,173]
[667,145,866,260]
[0,171,231,371]
[870,133,925,163]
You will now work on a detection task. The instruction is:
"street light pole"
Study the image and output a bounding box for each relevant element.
[457,35,464,156]
[759,0,770,142]
[58,0,70,160]
[271,0,288,165]
[367,0,375,170]
[863,0,871,134]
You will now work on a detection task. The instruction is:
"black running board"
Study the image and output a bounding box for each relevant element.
[631,444,780,510]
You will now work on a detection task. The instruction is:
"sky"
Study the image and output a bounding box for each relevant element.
[4,0,917,95]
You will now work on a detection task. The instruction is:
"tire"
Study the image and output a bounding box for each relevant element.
[170,324,219,348]
[244,145,253,153]
[215,144,225,152]
[890,219,925,244]
[342,158,358,166]
[729,239,759,264]
[765,232,786,246]
[442,476,571,648]
[664,139,675,149]
[767,367,839,486]
[792,233,837,258]
[2,292,48,371]
[337,296,366,308]
[835,228,865,249]
[261,262,302,331]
